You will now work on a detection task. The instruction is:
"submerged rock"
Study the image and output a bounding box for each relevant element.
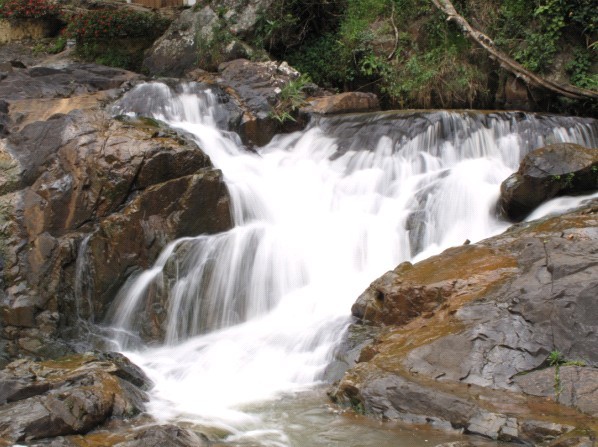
[498,143,598,221]
[331,198,598,445]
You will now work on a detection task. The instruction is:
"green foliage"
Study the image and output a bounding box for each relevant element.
[548,350,564,366]
[251,0,344,56]
[566,50,598,91]
[48,36,66,54]
[0,0,60,19]
[66,9,169,41]
[270,74,312,123]
[287,34,353,89]
[65,9,169,71]
[30,36,67,55]
[75,41,137,70]
[271,0,595,109]
[494,0,597,74]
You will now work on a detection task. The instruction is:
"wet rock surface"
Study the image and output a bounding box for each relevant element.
[0,65,233,359]
[0,63,139,102]
[214,59,309,146]
[498,143,598,221]
[0,352,150,444]
[331,198,598,445]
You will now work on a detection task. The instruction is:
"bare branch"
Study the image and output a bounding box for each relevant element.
[431,0,598,101]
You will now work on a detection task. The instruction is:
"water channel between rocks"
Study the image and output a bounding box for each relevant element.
[98,82,597,446]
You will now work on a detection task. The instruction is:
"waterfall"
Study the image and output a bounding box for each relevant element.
[108,82,597,445]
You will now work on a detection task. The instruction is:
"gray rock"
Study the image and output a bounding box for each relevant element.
[113,424,210,447]
[332,199,598,445]
[498,143,598,221]
[514,366,598,416]
[143,7,219,77]
[0,63,139,101]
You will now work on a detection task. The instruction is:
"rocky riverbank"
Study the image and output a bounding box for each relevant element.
[330,193,598,446]
[1,28,597,446]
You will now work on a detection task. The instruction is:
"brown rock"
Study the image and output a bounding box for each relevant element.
[0,97,232,356]
[88,169,231,314]
[332,199,598,445]
[302,92,380,115]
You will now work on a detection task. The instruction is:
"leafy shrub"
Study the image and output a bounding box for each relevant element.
[66,9,170,71]
[66,9,169,41]
[566,49,598,91]
[0,0,60,19]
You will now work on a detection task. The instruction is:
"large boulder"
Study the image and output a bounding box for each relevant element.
[209,59,310,146]
[0,67,233,361]
[142,0,275,76]
[331,198,598,445]
[498,143,598,221]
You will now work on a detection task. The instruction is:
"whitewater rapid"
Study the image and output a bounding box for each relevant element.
[106,83,597,446]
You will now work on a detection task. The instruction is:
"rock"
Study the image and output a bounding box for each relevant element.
[0,353,150,443]
[142,0,274,76]
[143,7,220,77]
[301,92,380,115]
[519,420,575,444]
[0,70,233,357]
[331,199,598,445]
[434,443,477,447]
[0,99,8,136]
[0,17,61,44]
[548,436,594,447]
[112,424,210,447]
[215,59,307,145]
[514,365,598,417]
[498,143,598,221]
[503,75,531,111]
[88,169,231,314]
[0,63,139,101]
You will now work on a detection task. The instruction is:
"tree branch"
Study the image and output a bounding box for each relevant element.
[430,0,598,101]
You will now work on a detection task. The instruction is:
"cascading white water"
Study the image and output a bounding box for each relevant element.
[108,83,597,446]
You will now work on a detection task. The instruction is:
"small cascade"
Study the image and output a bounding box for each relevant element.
[74,234,94,322]
[107,82,598,445]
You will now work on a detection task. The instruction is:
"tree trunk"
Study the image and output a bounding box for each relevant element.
[430,0,598,101]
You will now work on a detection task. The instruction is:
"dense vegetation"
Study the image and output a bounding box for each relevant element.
[1,0,594,112]
[66,9,170,70]
[256,0,596,111]
[0,0,60,19]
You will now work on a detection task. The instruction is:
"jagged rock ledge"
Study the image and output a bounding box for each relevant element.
[330,196,598,446]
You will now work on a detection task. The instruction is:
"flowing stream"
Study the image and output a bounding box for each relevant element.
[107,83,597,446]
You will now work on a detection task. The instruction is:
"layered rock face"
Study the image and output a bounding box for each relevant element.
[0,64,233,362]
[331,198,598,445]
